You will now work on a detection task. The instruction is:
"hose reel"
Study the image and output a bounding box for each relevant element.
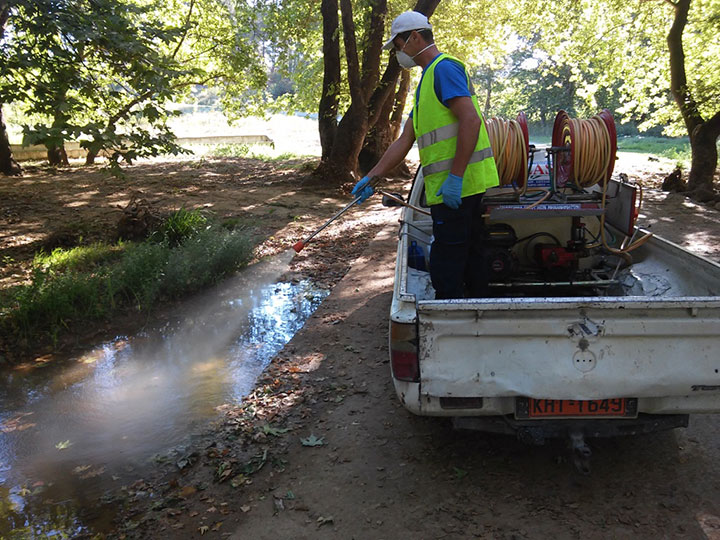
[551,109,617,189]
[484,108,650,264]
[486,112,529,193]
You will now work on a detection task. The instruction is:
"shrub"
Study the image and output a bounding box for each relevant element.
[1,224,254,349]
[150,208,210,247]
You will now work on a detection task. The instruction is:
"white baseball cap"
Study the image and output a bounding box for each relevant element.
[382,11,432,50]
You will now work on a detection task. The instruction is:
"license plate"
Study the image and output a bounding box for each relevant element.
[516,397,638,419]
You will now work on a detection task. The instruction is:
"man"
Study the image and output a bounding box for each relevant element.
[351,10,499,299]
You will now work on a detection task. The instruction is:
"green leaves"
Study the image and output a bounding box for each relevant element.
[1,0,268,169]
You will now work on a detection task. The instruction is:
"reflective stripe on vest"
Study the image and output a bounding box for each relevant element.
[423,147,494,177]
[416,122,459,150]
[412,54,499,206]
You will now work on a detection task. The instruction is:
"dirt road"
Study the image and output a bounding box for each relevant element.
[3,156,720,538]
[125,223,720,539]
[223,227,720,540]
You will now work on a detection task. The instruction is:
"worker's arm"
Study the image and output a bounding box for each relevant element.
[446,96,481,177]
[366,119,416,178]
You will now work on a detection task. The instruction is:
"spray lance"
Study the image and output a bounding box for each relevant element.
[291,177,430,253]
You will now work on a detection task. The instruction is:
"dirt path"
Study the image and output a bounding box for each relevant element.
[226,227,720,540]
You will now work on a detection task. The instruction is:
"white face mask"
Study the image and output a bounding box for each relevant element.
[396,40,433,69]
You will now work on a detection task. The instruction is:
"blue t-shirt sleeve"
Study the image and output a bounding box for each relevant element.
[433,59,471,107]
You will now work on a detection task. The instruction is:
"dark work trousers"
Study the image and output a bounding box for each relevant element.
[429,193,488,300]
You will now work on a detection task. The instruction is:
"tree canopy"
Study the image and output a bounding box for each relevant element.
[0,0,717,187]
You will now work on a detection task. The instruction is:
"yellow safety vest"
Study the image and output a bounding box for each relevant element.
[412,54,499,206]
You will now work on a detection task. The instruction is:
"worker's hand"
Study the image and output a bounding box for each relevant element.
[436,173,463,209]
[351,176,374,204]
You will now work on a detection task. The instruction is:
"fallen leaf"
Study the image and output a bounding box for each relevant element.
[263,424,290,437]
[79,466,106,480]
[300,434,325,447]
[230,474,247,489]
[198,525,209,535]
[240,505,251,513]
[212,522,223,531]
[454,467,468,480]
[317,515,334,527]
[55,440,72,450]
[179,486,197,498]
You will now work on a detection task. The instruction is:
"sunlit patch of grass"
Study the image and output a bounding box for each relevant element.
[617,136,692,166]
[33,243,124,273]
[204,143,314,162]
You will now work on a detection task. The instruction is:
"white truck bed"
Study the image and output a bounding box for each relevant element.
[389,178,720,429]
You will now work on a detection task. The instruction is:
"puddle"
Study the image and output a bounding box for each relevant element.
[0,252,329,536]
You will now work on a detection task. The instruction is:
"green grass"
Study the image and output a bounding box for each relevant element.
[1,212,253,348]
[33,243,124,273]
[205,142,312,162]
[150,207,210,247]
[616,135,692,164]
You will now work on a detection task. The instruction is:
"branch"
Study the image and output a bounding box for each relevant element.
[359,0,387,101]
[172,0,196,59]
[339,0,362,104]
[666,0,703,136]
[367,55,400,129]
[0,3,9,41]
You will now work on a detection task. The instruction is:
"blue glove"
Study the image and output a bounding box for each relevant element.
[436,173,463,209]
[351,175,374,204]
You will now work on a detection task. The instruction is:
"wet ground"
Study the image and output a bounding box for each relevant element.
[0,252,329,537]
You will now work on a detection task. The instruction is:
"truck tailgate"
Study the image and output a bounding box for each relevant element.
[417,298,720,400]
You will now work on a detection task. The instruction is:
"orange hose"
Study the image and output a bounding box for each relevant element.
[486,117,528,194]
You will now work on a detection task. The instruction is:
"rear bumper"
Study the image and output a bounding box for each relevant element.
[452,413,688,440]
[392,380,720,416]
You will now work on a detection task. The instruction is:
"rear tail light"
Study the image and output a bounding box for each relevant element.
[390,321,419,382]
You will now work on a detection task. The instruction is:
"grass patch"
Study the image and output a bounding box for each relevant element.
[1,212,253,349]
[150,207,210,247]
[205,142,313,162]
[33,243,124,273]
[617,136,692,165]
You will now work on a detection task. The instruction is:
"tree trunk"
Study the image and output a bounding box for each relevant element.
[667,0,718,193]
[318,0,340,162]
[47,145,69,166]
[390,70,410,140]
[85,141,103,165]
[0,105,22,176]
[687,113,720,192]
[0,3,21,176]
[359,69,411,177]
[314,0,441,185]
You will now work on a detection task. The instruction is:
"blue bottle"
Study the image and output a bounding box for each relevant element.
[408,240,427,271]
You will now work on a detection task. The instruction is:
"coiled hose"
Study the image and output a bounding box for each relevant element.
[552,110,651,261]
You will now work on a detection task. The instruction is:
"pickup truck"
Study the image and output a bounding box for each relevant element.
[387,165,720,469]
